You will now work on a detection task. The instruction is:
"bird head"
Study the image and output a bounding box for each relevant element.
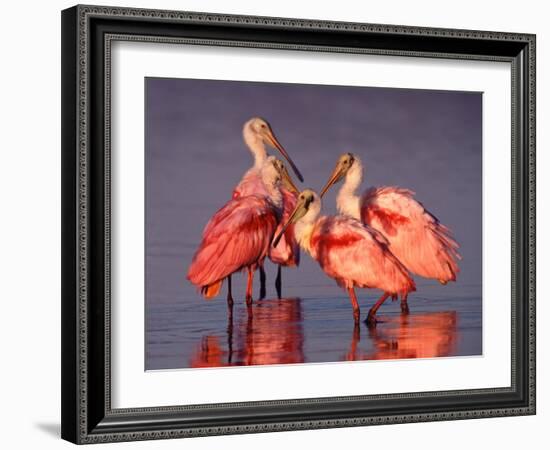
[273,189,320,248]
[320,152,357,197]
[244,117,304,182]
[261,156,299,194]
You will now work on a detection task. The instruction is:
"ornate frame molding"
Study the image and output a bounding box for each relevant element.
[61,4,536,444]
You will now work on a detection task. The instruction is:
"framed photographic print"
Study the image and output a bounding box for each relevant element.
[61,4,536,444]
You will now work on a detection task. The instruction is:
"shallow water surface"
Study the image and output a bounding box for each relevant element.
[146,284,481,370]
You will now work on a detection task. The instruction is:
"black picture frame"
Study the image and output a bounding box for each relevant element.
[61,4,536,444]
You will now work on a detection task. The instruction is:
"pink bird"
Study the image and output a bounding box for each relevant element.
[320,153,461,313]
[188,157,298,308]
[233,117,303,298]
[233,117,303,197]
[265,187,300,298]
[273,189,416,325]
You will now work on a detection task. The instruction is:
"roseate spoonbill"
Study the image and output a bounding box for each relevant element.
[273,190,416,325]
[233,117,303,198]
[233,117,304,299]
[266,185,300,299]
[187,157,298,308]
[320,153,461,313]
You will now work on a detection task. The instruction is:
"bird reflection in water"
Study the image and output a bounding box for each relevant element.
[344,311,458,361]
[190,298,304,367]
[190,303,459,367]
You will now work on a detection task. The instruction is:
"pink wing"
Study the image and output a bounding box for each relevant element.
[201,169,266,239]
[310,216,415,295]
[187,196,278,290]
[268,187,300,267]
[361,186,461,283]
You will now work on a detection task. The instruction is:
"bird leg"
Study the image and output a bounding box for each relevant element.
[245,267,254,306]
[258,265,266,300]
[347,287,361,324]
[275,265,282,299]
[365,292,390,327]
[226,275,234,308]
[400,293,410,314]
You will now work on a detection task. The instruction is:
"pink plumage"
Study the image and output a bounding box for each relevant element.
[189,117,303,305]
[361,186,461,284]
[232,168,267,199]
[309,215,415,296]
[268,187,300,267]
[322,153,461,290]
[276,188,417,324]
[187,195,278,298]
[234,169,300,301]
